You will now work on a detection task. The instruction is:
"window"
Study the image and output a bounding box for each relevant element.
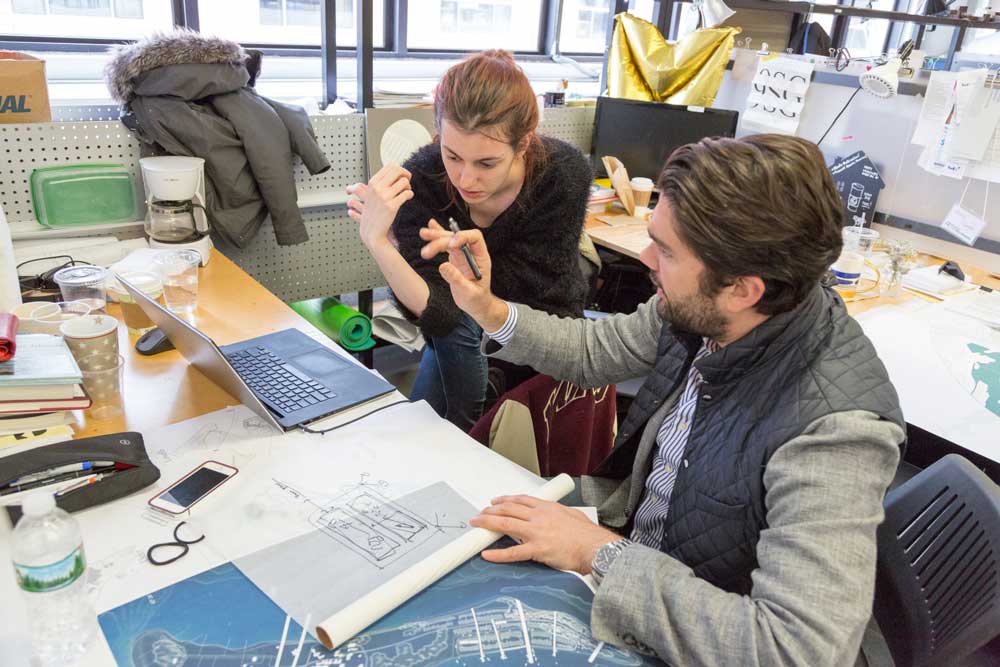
[408,0,542,51]
[674,3,701,40]
[629,0,657,22]
[1,0,171,38]
[842,0,895,57]
[199,0,385,47]
[559,0,612,53]
[963,27,1000,55]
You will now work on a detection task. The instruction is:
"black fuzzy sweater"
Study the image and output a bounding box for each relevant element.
[392,136,591,339]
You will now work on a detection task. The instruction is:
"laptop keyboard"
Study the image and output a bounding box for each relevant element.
[226,346,336,416]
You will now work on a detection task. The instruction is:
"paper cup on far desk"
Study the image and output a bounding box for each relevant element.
[79,353,124,420]
[59,314,119,371]
[314,473,575,650]
[630,177,654,208]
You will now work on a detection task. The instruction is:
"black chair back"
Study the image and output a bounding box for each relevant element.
[874,454,1000,667]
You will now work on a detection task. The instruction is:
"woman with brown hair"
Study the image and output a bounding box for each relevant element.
[347,49,591,431]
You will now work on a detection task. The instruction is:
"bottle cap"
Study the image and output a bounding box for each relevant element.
[22,492,56,517]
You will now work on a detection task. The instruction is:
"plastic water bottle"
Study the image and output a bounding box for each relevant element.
[10,492,96,665]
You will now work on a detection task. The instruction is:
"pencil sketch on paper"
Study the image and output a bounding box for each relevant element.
[151,407,237,464]
[266,473,469,570]
[233,480,480,637]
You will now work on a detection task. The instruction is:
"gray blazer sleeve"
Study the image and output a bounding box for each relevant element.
[590,410,903,667]
[484,297,663,388]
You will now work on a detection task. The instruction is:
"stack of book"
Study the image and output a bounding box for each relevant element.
[0,334,88,455]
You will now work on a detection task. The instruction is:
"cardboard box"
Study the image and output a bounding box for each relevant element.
[0,51,51,124]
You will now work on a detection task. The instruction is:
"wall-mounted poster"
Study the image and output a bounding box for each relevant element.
[742,55,814,135]
[829,150,886,225]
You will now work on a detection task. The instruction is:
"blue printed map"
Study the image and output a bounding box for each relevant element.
[99,547,663,666]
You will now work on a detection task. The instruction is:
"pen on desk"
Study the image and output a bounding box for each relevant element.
[7,460,116,486]
[448,218,483,281]
[980,285,994,293]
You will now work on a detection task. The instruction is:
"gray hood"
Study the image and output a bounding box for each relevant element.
[105,29,246,103]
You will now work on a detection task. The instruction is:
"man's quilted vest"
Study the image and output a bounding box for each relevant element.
[592,285,905,594]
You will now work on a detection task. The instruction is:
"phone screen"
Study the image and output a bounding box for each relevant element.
[161,467,230,508]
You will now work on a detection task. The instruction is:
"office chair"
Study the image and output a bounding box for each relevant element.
[873,454,1000,667]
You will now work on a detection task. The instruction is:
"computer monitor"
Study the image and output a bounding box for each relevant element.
[591,97,739,181]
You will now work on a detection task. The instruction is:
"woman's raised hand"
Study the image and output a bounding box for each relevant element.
[346,164,414,248]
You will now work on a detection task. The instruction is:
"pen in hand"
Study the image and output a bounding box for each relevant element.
[448,218,482,281]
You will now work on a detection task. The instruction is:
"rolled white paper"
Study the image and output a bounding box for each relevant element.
[0,208,21,313]
[315,473,576,650]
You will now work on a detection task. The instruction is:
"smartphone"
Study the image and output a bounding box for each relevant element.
[148,460,238,515]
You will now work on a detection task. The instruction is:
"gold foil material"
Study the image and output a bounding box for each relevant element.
[608,12,740,107]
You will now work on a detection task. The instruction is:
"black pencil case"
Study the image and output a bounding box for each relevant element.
[1,432,160,525]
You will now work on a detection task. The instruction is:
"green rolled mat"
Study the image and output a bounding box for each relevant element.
[289,297,376,352]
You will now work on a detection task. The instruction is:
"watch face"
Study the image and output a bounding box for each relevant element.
[594,541,621,576]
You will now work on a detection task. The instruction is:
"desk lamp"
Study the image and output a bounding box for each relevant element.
[695,0,736,28]
[860,40,915,98]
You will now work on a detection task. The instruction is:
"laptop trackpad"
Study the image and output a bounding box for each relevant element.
[287,349,349,380]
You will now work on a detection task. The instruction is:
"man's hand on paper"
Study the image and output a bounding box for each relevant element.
[419,223,509,333]
[346,163,414,249]
[470,495,621,574]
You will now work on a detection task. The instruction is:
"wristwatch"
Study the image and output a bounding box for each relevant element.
[591,538,632,586]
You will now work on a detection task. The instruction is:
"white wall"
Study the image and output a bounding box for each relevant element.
[712,68,1000,272]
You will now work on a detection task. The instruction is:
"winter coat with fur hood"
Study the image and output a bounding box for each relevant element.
[106,31,330,248]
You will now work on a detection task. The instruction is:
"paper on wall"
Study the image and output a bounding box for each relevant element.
[912,71,960,147]
[731,48,760,82]
[917,141,969,179]
[742,56,814,135]
[967,124,1000,184]
[912,69,1000,182]
[941,202,988,246]
[945,70,998,163]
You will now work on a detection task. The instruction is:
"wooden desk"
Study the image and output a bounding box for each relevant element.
[74,250,329,439]
[585,212,1000,314]
[585,214,647,262]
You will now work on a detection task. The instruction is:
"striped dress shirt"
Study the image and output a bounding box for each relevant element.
[631,338,719,549]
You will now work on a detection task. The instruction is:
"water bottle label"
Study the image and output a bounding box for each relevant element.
[13,545,86,593]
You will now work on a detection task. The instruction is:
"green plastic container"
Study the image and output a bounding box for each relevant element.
[30,163,137,227]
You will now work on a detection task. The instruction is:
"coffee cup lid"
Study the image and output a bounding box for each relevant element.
[115,271,162,295]
[53,265,106,286]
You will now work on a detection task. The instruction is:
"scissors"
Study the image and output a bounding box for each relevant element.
[146,521,206,566]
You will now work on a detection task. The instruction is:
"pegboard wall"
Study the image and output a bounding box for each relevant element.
[1,106,598,303]
[538,106,596,156]
[51,105,123,122]
[0,120,144,225]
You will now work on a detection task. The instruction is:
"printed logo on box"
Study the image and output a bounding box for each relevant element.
[0,95,32,114]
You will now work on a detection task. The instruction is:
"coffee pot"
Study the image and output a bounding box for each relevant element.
[140,156,212,265]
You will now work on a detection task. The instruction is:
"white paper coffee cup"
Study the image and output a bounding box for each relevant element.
[630,177,654,208]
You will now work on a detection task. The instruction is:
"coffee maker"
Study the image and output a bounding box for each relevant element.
[140,156,212,266]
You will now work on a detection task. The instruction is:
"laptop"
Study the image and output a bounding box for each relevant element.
[117,276,395,431]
